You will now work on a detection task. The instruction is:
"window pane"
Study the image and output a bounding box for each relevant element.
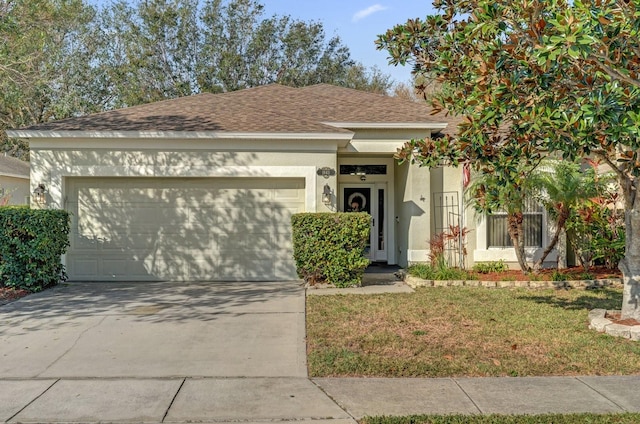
[487,214,542,248]
[487,215,511,248]
[524,214,542,248]
[378,189,384,251]
[339,165,387,175]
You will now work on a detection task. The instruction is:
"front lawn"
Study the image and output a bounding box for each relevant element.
[307,287,640,377]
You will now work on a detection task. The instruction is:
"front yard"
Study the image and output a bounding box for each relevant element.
[307,287,640,377]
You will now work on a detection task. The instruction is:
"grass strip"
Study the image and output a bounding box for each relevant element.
[361,413,640,424]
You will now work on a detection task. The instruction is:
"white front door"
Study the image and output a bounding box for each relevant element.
[341,184,387,262]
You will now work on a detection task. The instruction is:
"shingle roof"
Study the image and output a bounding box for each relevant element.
[0,155,29,179]
[19,84,445,134]
[427,110,464,138]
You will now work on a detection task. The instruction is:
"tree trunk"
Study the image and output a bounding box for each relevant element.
[557,228,567,269]
[620,176,640,320]
[620,207,640,319]
[534,207,569,270]
[507,211,530,273]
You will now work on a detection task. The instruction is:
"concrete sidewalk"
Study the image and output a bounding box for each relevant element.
[314,375,640,419]
[2,375,640,422]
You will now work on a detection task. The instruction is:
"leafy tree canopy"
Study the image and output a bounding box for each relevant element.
[377,0,640,318]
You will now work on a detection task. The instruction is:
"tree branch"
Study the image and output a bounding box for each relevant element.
[589,53,640,89]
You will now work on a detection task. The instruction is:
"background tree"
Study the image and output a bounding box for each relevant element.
[378,0,640,319]
[1,0,393,156]
[97,0,201,107]
[199,0,390,93]
[0,0,98,159]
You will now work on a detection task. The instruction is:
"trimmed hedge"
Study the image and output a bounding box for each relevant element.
[291,212,370,287]
[0,207,71,292]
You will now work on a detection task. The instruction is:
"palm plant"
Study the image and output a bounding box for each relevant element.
[529,159,610,269]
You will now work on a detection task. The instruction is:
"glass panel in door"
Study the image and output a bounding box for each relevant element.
[377,188,385,253]
[343,187,371,214]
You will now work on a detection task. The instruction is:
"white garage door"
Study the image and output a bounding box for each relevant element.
[65,177,305,282]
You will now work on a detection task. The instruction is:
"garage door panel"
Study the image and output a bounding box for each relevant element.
[71,258,99,277]
[71,233,99,251]
[66,177,305,282]
[272,207,303,221]
[128,233,160,250]
[188,260,220,280]
[216,208,276,224]
[143,258,185,280]
[275,261,298,279]
[274,187,304,200]
[189,208,219,226]
[156,209,189,225]
[249,233,278,251]
[103,259,128,276]
[242,260,276,279]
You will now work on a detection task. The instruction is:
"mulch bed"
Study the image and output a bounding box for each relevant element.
[0,287,29,306]
[605,311,640,326]
[475,266,621,282]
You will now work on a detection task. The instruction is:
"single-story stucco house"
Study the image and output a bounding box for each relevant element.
[6,84,554,282]
[0,154,30,206]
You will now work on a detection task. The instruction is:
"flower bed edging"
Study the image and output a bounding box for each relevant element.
[588,309,640,341]
[404,275,623,290]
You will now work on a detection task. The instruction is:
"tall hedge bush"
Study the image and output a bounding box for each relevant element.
[0,207,71,291]
[291,212,370,287]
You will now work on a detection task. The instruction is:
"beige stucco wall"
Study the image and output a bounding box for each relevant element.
[394,162,410,266]
[394,162,432,266]
[0,175,30,205]
[30,145,338,213]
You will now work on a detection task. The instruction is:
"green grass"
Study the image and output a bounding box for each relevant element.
[408,264,475,280]
[307,287,640,377]
[361,413,640,424]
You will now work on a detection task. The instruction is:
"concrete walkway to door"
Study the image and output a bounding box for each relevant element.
[0,281,352,423]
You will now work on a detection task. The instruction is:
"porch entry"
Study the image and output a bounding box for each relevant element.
[341,184,387,262]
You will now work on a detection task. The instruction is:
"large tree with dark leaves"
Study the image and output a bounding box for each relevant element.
[377,0,640,319]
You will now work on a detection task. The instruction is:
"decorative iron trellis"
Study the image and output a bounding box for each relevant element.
[432,191,466,268]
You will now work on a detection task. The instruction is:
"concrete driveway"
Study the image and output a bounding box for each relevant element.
[0,281,353,423]
[0,281,308,378]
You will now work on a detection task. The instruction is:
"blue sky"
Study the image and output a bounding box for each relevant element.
[260,1,436,85]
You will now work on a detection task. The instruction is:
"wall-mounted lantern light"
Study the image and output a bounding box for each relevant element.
[322,184,332,204]
[33,183,47,204]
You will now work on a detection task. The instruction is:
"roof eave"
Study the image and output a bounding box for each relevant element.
[6,130,353,141]
[322,122,448,130]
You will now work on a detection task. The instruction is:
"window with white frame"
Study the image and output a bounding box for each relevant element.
[486,197,543,248]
